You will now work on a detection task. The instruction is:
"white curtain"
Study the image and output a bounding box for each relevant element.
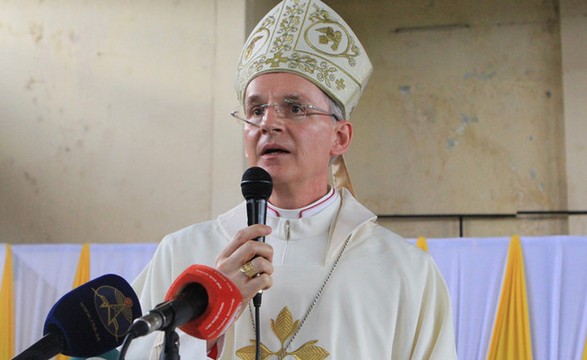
[421,237,509,360]
[3,237,587,359]
[11,244,81,353]
[89,243,157,281]
[522,236,587,360]
[418,236,587,360]
[5,243,157,355]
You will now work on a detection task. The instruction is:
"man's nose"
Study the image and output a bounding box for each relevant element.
[260,105,284,132]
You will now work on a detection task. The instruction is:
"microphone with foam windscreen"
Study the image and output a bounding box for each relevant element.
[127,264,242,341]
[13,274,141,360]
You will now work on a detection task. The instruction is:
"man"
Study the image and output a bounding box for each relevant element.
[128,0,457,359]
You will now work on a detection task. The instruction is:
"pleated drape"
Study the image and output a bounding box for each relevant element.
[3,238,586,359]
[0,244,14,360]
[487,235,533,360]
[416,236,429,252]
[72,243,91,288]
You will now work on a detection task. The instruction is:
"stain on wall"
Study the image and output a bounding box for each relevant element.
[335,0,567,237]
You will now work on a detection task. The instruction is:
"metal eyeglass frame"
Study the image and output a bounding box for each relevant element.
[230,98,340,127]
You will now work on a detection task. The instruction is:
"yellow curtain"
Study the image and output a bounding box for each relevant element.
[583,336,587,360]
[487,235,533,360]
[72,243,91,288]
[0,244,14,360]
[416,236,429,252]
[56,243,91,360]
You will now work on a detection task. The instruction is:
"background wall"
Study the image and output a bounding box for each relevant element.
[561,0,587,234]
[336,0,568,238]
[0,0,245,244]
[0,0,585,244]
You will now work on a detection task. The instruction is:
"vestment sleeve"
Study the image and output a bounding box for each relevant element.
[409,256,458,359]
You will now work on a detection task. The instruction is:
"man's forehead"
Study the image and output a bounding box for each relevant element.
[244,73,326,105]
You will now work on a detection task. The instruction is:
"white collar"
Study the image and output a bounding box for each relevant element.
[267,187,338,219]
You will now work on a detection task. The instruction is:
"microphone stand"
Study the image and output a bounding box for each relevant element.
[160,328,180,360]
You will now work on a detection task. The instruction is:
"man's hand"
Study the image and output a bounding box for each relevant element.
[206,225,274,355]
[215,224,274,304]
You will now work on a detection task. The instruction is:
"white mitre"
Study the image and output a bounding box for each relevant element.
[235,0,373,194]
[235,0,372,119]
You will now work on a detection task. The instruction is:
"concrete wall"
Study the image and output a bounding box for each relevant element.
[1,0,585,244]
[330,0,569,237]
[0,1,245,243]
[561,0,587,234]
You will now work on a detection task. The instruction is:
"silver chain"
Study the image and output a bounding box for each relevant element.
[248,232,353,357]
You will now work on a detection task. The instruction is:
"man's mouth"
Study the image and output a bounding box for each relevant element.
[261,145,289,156]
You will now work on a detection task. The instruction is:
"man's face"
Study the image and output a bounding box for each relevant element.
[242,72,350,190]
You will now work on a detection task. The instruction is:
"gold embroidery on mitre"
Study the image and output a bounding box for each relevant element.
[241,16,275,66]
[315,26,342,51]
[239,0,349,96]
[235,306,330,360]
[235,0,373,121]
[305,4,361,66]
[245,35,264,61]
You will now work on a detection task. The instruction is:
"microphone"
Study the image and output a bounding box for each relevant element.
[13,274,141,360]
[128,265,242,341]
[240,166,273,241]
[240,166,273,307]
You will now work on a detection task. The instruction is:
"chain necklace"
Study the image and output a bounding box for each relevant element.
[248,232,353,358]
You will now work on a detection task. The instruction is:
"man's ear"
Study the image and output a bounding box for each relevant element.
[331,120,352,156]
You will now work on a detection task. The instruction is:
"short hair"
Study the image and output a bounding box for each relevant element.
[324,92,345,121]
[325,93,347,166]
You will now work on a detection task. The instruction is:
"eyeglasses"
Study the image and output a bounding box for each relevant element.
[230,98,340,127]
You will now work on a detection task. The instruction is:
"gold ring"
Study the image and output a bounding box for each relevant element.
[239,261,257,278]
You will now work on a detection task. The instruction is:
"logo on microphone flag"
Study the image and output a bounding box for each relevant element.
[93,285,136,339]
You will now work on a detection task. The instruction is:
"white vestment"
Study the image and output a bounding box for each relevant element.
[126,188,457,359]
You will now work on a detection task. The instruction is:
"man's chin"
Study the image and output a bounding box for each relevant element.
[256,166,292,185]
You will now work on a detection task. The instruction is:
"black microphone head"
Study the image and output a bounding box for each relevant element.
[240,166,273,201]
[43,274,141,358]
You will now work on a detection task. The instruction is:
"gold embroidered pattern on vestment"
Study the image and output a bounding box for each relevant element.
[235,306,329,360]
